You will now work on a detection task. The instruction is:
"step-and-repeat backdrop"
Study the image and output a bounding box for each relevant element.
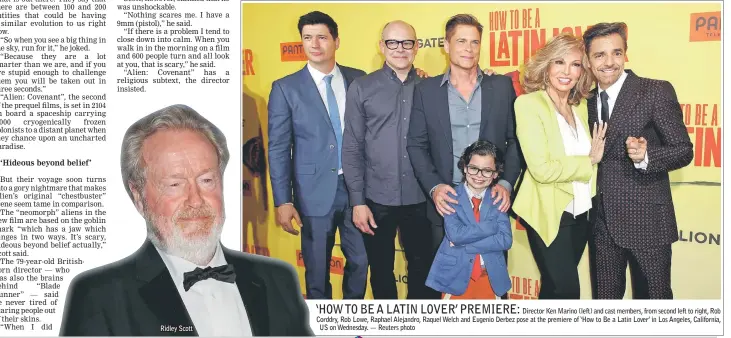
[242,2,721,299]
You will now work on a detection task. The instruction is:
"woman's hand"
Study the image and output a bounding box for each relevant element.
[590,122,608,165]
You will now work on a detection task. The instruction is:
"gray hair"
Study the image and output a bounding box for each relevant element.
[120,104,230,202]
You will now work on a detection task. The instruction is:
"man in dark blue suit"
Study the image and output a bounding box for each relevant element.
[267,11,368,299]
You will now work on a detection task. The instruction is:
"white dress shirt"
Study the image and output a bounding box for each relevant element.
[555,109,592,216]
[596,71,648,169]
[155,244,253,337]
[307,62,347,175]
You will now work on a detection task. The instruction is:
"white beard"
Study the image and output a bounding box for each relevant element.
[144,201,225,266]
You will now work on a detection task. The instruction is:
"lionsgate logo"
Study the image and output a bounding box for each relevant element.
[678,229,720,245]
[417,37,445,48]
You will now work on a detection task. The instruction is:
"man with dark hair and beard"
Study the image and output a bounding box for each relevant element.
[59,104,313,336]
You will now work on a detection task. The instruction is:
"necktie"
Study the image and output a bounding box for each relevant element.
[183,264,236,291]
[600,91,609,123]
[471,196,481,222]
[470,196,482,281]
[324,74,342,170]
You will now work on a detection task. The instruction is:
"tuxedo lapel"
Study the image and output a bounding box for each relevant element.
[604,70,641,154]
[224,249,270,336]
[298,66,333,129]
[135,241,198,336]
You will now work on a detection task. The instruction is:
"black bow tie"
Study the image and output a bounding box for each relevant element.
[182,264,236,291]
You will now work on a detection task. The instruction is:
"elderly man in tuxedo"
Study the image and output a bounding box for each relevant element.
[60,105,313,336]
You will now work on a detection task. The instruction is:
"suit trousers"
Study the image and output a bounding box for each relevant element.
[524,211,590,299]
[364,200,440,299]
[300,175,368,299]
[588,197,673,299]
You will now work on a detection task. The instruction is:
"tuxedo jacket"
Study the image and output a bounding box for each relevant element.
[59,241,313,336]
[406,73,520,225]
[587,70,693,249]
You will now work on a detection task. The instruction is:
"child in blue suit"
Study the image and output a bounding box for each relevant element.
[425,140,513,299]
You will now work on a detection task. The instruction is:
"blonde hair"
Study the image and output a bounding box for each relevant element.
[521,33,594,105]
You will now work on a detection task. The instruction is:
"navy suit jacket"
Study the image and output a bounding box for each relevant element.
[268,64,366,217]
[425,184,512,296]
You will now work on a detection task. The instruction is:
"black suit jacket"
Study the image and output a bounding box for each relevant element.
[407,73,520,225]
[588,70,693,249]
[59,241,313,336]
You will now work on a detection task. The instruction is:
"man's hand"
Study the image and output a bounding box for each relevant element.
[432,184,458,216]
[491,184,511,213]
[352,205,377,235]
[276,204,302,235]
[626,136,648,163]
[483,68,496,76]
[415,68,429,78]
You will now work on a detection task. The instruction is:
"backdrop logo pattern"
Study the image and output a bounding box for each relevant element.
[505,70,524,96]
[678,230,721,245]
[690,12,721,42]
[330,256,345,275]
[243,136,265,176]
[243,49,255,75]
[296,250,345,275]
[508,274,540,299]
[281,42,307,61]
[681,103,721,168]
[417,37,445,49]
[488,8,630,67]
